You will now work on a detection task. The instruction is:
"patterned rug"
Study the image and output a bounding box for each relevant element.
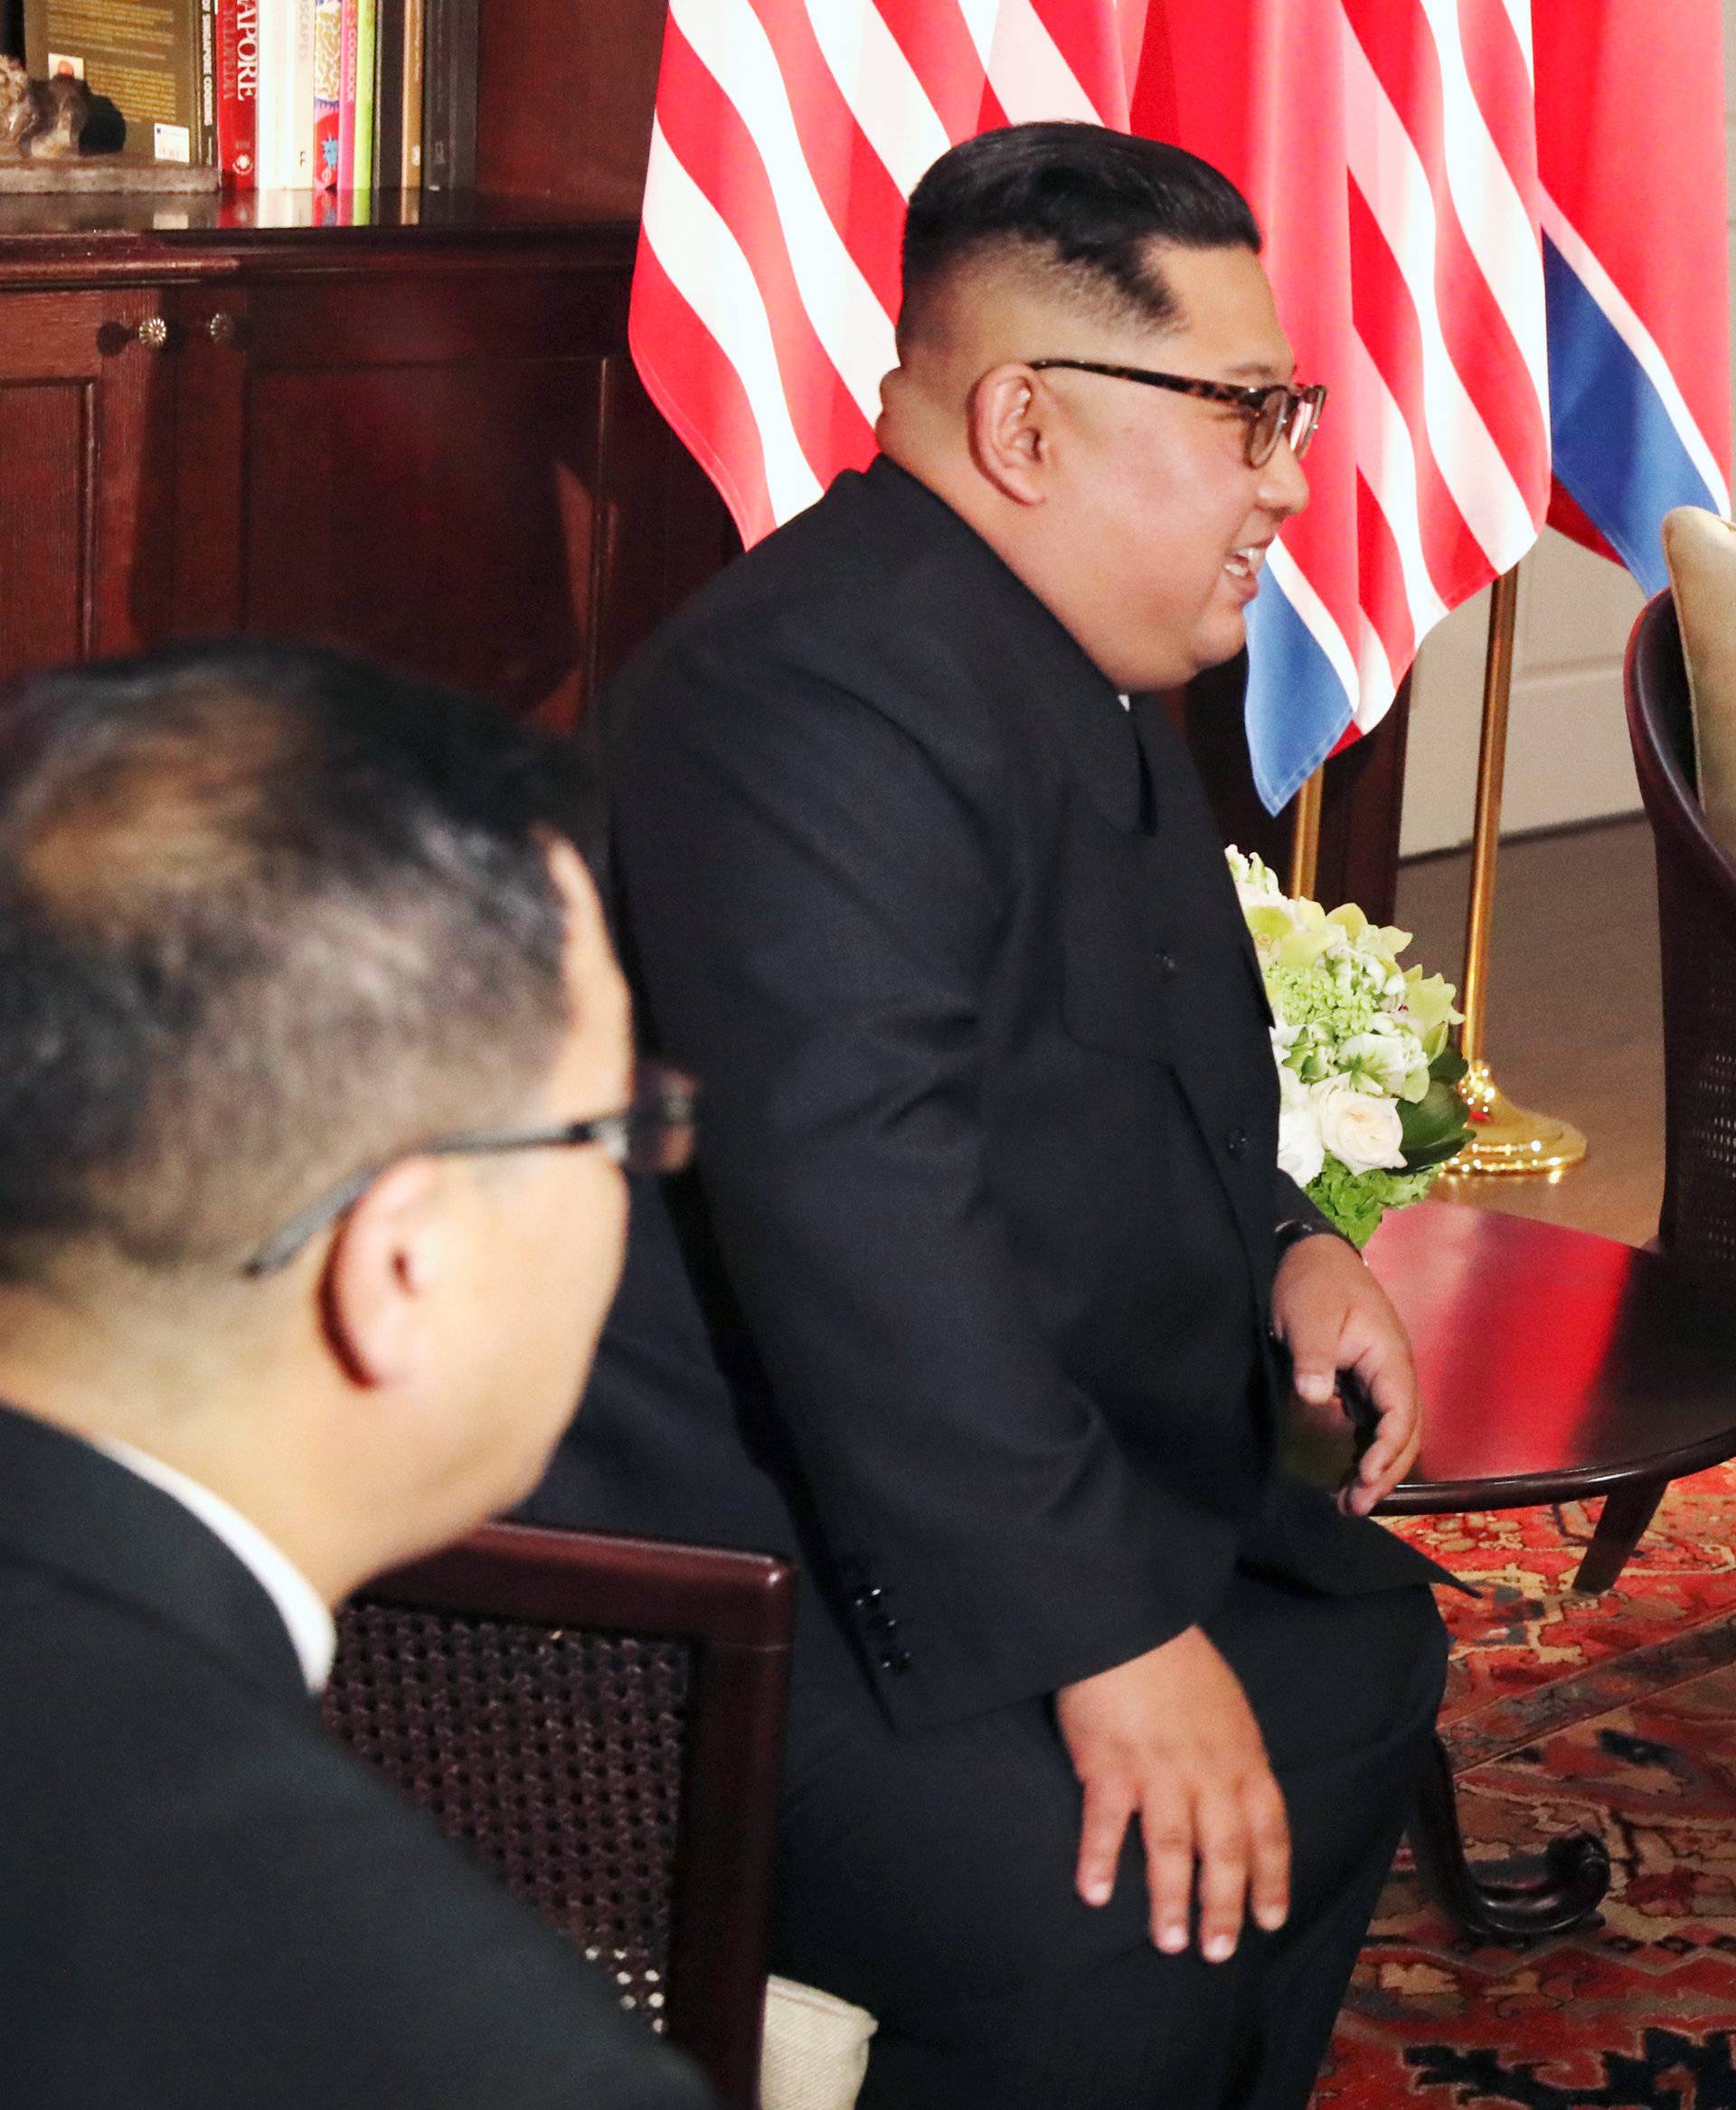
[1315,1463,1736,2108]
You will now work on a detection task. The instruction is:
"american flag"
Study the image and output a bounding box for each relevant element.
[628,3,1729,815]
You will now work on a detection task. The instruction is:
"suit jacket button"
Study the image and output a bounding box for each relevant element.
[1226,1126,1249,1159]
[879,1647,912,1674]
[1157,951,1178,978]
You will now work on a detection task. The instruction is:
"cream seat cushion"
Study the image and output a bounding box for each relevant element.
[760,1974,877,2110]
[1661,506,1736,856]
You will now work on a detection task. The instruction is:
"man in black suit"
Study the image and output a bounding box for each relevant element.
[0,643,709,2109]
[539,125,1451,2106]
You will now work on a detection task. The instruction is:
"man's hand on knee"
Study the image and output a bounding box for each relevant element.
[1054,1627,1290,1962]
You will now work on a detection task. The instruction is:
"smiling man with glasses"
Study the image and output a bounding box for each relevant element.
[550,120,1451,2110]
[0,640,711,2110]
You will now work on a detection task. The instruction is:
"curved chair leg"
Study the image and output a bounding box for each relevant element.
[1407,1733,1611,1944]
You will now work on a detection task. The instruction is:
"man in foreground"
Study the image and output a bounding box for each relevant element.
[0,642,709,2108]
[545,124,1452,2107]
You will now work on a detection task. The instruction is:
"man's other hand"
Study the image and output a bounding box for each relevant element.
[1054,1628,1289,1960]
[1272,1232,1422,1515]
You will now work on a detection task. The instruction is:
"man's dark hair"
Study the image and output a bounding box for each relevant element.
[899,122,1261,346]
[0,639,581,1282]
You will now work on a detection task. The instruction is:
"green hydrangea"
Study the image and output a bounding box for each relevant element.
[1265,963,1384,1079]
[1305,1159,1442,1248]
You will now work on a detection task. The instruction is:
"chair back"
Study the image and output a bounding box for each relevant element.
[1625,589,1736,1273]
[323,1520,796,2110]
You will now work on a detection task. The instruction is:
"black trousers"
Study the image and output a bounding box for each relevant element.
[771,1567,1448,2109]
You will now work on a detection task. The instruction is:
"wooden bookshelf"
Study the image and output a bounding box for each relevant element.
[0,1,730,733]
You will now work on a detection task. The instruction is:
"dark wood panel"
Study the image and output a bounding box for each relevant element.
[237,351,606,724]
[242,265,629,370]
[590,349,735,696]
[0,377,86,674]
[0,286,173,676]
[168,288,250,636]
[1179,653,1412,924]
[476,0,665,214]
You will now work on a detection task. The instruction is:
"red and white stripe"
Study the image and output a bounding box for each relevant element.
[632,1,1141,550]
[1137,0,1553,802]
[631,1,1553,798]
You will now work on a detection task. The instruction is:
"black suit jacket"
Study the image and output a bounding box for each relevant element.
[547,458,1439,1736]
[0,1404,712,2110]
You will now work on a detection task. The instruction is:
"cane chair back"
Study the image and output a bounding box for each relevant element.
[1625,588,1736,1276]
[323,1520,796,2110]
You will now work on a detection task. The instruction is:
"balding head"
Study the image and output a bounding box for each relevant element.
[0,642,580,1288]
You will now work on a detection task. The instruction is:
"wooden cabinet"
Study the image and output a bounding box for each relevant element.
[0,282,175,669]
[0,200,733,731]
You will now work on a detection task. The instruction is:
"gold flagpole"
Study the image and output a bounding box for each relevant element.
[1454,563,1587,1174]
[1287,765,1325,900]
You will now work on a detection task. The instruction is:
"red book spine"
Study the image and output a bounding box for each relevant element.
[216,0,259,187]
[312,0,340,191]
[336,0,357,191]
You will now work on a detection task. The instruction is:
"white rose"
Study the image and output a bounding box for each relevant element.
[1314,1079,1407,1175]
[1339,1025,1422,1098]
[1276,1064,1326,1187]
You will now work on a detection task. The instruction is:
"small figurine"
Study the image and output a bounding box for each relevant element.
[0,53,95,160]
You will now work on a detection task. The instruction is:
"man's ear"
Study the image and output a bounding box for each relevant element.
[967,362,1052,506]
[318,1157,446,1388]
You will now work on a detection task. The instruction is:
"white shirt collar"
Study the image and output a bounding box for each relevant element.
[1118,692,1131,711]
[95,1436,336,1693]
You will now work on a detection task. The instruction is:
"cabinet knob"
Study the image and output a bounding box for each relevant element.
[206,311,238,346]
[135,316,170,350]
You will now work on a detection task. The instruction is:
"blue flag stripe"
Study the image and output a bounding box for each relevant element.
[1543,234,1726,595]
[1244,580,1354,816]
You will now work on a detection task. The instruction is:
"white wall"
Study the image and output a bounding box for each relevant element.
[1396,4,1736,858]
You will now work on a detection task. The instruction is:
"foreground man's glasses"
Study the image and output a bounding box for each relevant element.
[242,1063,699,1277]
[1027,358,1328,466]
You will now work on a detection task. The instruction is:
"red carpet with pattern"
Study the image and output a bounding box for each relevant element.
[1315,1463,1736,2108]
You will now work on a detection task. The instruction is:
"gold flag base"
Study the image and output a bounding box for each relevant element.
[1453,1059,1588,1175]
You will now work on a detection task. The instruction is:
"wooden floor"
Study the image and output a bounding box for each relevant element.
[1393,816,1663,1245]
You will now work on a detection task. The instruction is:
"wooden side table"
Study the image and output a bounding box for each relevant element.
[1348,1199,1736,1943]
[1369,1200,1736,1594]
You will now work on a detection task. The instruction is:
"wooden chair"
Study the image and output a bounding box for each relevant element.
[1626,578,1736,1278]
[322,1520,795,2110]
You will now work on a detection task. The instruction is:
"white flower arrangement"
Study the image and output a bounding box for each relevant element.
[1227,847,1472,1246]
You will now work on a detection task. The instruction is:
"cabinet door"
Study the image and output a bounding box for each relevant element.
[0,286,176,681]
[201,260,727,730]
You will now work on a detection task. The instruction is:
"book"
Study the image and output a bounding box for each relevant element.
[311,0,338,188]
[447,0,473,186]
[333,0,353,188]
[287,0,314,185]
[399,0,421,189]
[197,0,216,159]
[372,0,403,197]
[215,0,258,186]
[420,0,472,192]
[24,0,213,163]
[352,0,374,193]
[420,0,447,190]
[253,0,286,184]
